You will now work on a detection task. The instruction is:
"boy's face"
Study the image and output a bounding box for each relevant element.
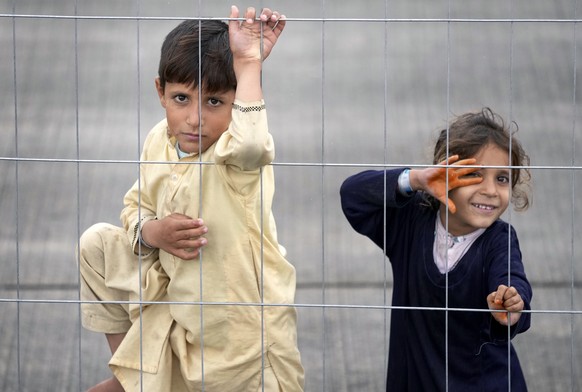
[156,79,235,154]
[440,143,511,236]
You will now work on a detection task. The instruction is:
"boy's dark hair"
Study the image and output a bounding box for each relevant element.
[158,19,236,93]
[427,107,531,211]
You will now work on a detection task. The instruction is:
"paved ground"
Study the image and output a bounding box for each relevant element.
[1,0,581,391]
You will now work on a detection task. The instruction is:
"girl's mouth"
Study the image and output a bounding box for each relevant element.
[472,203,495,211]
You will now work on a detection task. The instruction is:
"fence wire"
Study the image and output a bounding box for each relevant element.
[0,1,580,391]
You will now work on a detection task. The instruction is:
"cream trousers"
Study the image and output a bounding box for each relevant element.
[78,223,283,392]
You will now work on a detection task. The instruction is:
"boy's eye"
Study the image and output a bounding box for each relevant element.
[208,97,222,106]
[173,94,188,103]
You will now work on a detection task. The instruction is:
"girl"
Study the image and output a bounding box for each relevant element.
[340,108,532,391]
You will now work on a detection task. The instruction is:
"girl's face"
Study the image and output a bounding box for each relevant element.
[440,143,511,236]
[156,79,235,154]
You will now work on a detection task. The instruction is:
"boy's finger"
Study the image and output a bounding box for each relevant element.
[259,7,273,21]
[245,7,256,23]
[272,15,285,34]
[229,5,240,30]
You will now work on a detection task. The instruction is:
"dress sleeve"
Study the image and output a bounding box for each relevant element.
[486,223,532,340]
[340,168,413,250]
[214,99,274,171]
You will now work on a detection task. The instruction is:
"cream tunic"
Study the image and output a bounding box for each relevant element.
[84,100,304,391]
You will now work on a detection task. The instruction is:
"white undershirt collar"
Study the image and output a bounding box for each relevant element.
[433,216,485,274]
[176,142,191,159]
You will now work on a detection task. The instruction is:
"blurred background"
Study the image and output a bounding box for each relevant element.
[0,1,581,391]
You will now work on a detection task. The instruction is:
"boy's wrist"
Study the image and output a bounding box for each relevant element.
[233,62,263,102]
[139,218,158,249]
[233,58,262,75]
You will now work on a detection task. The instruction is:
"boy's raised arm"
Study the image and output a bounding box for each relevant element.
[228,5,286,102]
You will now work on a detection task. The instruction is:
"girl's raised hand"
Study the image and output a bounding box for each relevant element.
[487,284,524,326]
[416,155,483,213]
[228,5,286,63]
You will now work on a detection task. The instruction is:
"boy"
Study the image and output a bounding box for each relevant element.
[78,6,304,391]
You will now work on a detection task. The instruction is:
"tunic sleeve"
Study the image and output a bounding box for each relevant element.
[120,124,160,256]
[214,99,274,171]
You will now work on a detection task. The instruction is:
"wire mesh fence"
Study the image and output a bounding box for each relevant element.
[0,1,580,391]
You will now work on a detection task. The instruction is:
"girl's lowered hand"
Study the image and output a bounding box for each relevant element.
[487,284,524,326]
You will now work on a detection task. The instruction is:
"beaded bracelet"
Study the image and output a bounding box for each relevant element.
[232,103,266,112]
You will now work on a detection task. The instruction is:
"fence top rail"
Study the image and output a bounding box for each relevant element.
[1,14,581,23]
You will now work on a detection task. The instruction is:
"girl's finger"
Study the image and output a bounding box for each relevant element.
[457,177,483,187]
[453,158,478,166]
[437,155,459,166]
[494,285,508,304]
[446,198,457,214]
[454,166,480,177]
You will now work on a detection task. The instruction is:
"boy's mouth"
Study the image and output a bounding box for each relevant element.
[182,133,201,140]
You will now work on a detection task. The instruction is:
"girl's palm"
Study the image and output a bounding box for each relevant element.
[424,155,483,213]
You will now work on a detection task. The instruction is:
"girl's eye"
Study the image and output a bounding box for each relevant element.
[498,175,510,184]
[463,171,481,178]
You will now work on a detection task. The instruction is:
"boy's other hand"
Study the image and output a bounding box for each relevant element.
[142,213,208,260]
[228,5,286,62]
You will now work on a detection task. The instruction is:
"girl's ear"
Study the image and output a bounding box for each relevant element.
[155,77,166,108]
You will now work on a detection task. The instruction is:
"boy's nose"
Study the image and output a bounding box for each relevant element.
[186,106,201,127]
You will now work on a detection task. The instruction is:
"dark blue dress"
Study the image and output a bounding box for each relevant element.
[340,169,532,392]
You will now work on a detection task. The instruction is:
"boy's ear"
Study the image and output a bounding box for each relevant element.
[155,77,166,108]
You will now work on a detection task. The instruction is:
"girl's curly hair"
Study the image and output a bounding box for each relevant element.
[424,108,531,211]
